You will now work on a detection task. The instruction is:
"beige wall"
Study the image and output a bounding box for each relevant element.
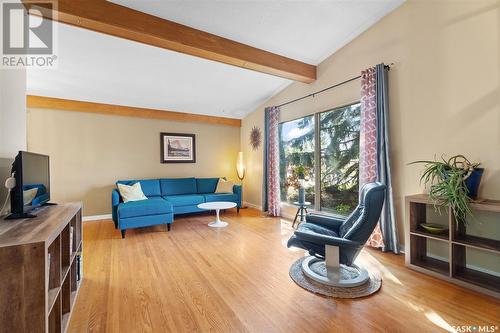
[241,0,500,247]
[27,109,241,216]
[0,68,26,211]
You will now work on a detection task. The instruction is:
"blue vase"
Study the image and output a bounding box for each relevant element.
[298,187,305,204]
[464,168,484,199]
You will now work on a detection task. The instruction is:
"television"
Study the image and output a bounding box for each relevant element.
[6,151,52,219]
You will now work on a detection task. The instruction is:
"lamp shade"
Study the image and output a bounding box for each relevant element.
[236,152,246,181]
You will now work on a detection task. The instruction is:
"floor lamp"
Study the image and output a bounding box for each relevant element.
[236,152,247,209]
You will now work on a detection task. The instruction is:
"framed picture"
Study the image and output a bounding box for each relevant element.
[160,133,196,163]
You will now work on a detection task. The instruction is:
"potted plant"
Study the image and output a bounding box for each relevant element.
[295,166,306,180]
[410,155,484,225]
[285,166,308,204]
[296,166,306,204]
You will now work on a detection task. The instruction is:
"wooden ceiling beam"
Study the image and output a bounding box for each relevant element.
[23,0,316,83]
[26,95,242,127]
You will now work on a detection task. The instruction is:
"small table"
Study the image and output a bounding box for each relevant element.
[292,201,311,228]
[197,201,237,228]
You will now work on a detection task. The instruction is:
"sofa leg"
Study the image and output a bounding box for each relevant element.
[167,224,171,232]
[237,207,240,214]
[114,221,118,229]
[121,230,126,239]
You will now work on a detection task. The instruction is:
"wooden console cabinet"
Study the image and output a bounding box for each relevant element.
[0,203,83,332]
[405,195,500,299]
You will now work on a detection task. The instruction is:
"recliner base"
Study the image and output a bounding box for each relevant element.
[301,256,369,287]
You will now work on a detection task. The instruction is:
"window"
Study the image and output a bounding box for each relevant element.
[278,115,315,205]
[319,103,360,215]
[278,102,361,216]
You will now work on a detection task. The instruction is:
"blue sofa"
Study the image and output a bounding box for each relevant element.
[112,177,242,238]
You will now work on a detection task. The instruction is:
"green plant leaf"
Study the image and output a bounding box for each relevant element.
[410,154,479,226]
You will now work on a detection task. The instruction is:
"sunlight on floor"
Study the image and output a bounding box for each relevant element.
[280,219,294,232]
[280,218,297,247]
[360,249,403,286]
[406,301,457,333]
[425,311,457,333]
[406,301,424,312]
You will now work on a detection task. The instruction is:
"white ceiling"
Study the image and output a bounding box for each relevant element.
[27,23,290,119]
[27,0,404,119]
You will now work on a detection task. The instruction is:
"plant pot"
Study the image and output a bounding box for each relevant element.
[464,168,484,199]
[298,188,305,204]
[298,179,306,204]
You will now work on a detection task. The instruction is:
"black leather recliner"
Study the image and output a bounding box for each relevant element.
[287,182,386,287]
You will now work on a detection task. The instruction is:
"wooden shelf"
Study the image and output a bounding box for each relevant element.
[70,251,76,263]
[453,235,500,254]
[411,229,449,241]
[70,241,81,264]
[406,195,500,299]
[70,289,78,307]
[470,199,500,213]
[62,265,70,282]
[48,287,60,313]
[48,294,61,333]
[409,233,450,276]
[70,281,81,307]
[62,313,70,332]
[454,267,500,293]
[412,256,449,276]
[0,203,83,332]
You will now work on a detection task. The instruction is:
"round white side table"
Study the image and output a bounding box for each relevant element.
[197,201,237,227]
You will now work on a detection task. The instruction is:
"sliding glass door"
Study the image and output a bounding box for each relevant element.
[278,115,315,205]
[278,103,360,216]
[319,103,361,215]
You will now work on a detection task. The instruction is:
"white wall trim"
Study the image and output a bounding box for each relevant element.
[243,201,262,211]
[243,201,299,220]
[83,214,112,222]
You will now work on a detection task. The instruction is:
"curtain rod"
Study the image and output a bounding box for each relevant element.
[276,63,393,108]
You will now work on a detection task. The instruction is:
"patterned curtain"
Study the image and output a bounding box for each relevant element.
[359,64,399,253]
[263,106,281,216]
[360,67,384,248]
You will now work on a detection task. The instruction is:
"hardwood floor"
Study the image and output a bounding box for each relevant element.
[69,208,500,332]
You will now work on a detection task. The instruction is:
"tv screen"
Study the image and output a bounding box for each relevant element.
[8,151,51,219]
[21,152,50,209]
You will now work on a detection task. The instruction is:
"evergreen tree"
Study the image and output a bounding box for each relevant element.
[279,104,360,213]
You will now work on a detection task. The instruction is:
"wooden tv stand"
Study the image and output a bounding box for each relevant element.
[0,203,83,332]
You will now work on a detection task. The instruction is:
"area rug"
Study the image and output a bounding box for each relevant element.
[289,257,382,299]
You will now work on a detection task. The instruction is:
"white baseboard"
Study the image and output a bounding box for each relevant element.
[243,201,262,211]
[83,214,112,222]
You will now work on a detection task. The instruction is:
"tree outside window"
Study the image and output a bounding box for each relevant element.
[320,103,360,215]
[278,103,360,216]
[279,115,315,205]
